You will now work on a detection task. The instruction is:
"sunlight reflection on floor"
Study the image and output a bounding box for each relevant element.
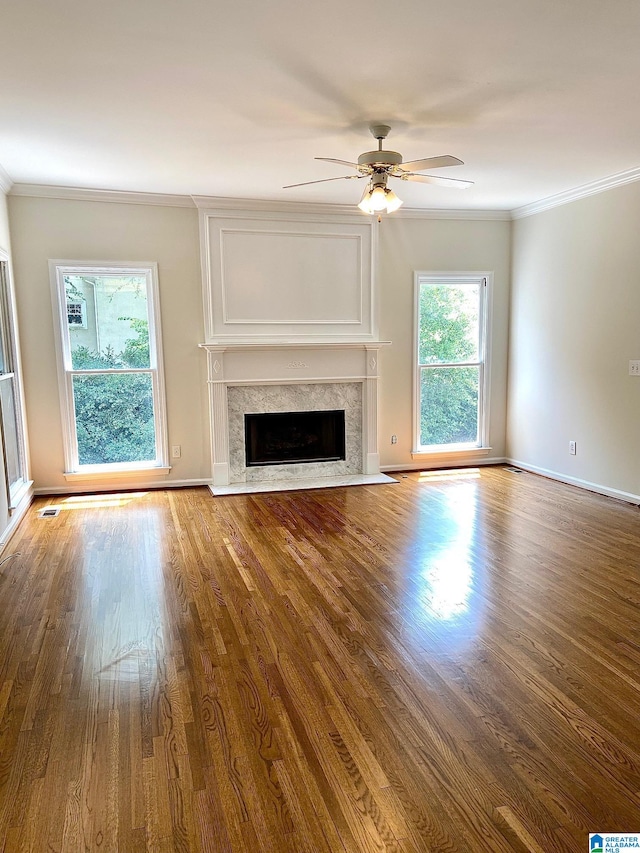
[418,482,477,621]
[47,492,149,511]
[418,467,481,483]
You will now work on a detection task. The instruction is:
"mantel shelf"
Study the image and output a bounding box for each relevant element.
[200,340,392,352]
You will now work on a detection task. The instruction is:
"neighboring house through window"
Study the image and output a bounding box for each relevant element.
[66,300,87,328]
[413,272,491,454]
[50,261,169,475]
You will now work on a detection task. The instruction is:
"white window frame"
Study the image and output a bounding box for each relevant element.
[412,271,492,459]
[0,249,30,509]
[49,260,170,478]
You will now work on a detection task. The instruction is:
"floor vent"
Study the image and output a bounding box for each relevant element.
[504,466,524,474]
[38,507,60,518]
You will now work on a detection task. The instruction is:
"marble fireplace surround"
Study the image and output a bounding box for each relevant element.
[200,341,394,495]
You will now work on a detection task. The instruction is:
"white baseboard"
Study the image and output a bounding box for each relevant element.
[506,458,640,505]
[381,456,507,473]
[0,484,34,548]
[33,478,212,496]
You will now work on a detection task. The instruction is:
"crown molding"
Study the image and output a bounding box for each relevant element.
[6,184,508,220]
[511,167,640,219]
[8,183,196,208]
[7,168,640,220]
[192,195,365,217]
[0,163,13,194]
[393,206,510,221]
[192,194,510,220]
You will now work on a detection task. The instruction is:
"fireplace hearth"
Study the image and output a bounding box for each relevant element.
[245,409,346,467]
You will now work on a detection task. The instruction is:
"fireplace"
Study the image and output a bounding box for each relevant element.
[245,409,346,467]
[200,343,392,493]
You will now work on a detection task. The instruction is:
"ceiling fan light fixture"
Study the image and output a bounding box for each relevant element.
[369,185,389,211]
[358,184,403,215]
[384,188,403,213]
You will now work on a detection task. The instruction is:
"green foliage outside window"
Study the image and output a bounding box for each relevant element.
[418,284,480,447]
[71,320,156,465]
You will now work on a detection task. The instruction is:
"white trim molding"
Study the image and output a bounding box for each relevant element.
[7,183,508,219]
[411,446,493,463]
[200,207,377,343]
[9,184,195,208]
[33,478,211,496]
[63,465,172,482]
[193,195,510,220]
[511,167,640,219]
[381,456,506,473]
[7,173,640,221]
[506,458,640,505]
[0,483,33,548]
[193,196,361,217]
[392,207,510,221]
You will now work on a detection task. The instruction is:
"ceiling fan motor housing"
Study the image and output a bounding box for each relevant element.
[358,150,403,169]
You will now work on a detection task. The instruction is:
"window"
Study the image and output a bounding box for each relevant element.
[50,262,168,475]
[0,253,28,508]
[414,273,490,453]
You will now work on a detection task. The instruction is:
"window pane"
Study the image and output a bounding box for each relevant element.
[0,377,21,490]
[0,265,10,375]
[65,274,150,370]
[72,373,156,465]
[420,366,479,446]
[419,283,479,364]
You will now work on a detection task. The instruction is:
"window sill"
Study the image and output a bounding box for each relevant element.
[64,465,172,482]
[9,479,33,513]
[411,446,492,463]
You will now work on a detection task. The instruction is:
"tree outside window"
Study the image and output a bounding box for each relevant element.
[415,275,488,450]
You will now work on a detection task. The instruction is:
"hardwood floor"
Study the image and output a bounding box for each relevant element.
[0,466,639,851]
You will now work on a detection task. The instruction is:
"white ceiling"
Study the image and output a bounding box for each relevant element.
[2,0,640,212]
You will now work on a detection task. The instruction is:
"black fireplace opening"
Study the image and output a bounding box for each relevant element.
[245,409,346,467]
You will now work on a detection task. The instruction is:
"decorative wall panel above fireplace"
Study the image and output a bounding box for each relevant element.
[199,207,376,342]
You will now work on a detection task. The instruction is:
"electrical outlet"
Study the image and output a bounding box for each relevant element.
[569,440,576,455]
[171,445,181,458]
[629,360,640,375]
[391,434,397,444]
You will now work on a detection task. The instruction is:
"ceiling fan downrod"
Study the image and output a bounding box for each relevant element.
[357,125,403,169]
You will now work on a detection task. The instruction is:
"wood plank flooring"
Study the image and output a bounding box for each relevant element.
[0,466,639,851]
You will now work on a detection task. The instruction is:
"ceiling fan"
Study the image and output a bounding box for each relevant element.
[284,124,473,216]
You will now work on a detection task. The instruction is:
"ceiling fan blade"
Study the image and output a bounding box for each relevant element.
[283,174,366,188]
[400,173,474,189]
[396,155,463,172]
[315,157,360,169]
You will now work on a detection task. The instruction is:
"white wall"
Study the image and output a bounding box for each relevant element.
[377,215,511,469]
[7,195,512,491]
[8,196,210,491]
[508,182,640,500]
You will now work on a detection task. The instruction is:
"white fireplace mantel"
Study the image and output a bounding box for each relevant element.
[200,340,391,491]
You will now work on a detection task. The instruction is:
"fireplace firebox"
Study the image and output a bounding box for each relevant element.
[245,409,346,467]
